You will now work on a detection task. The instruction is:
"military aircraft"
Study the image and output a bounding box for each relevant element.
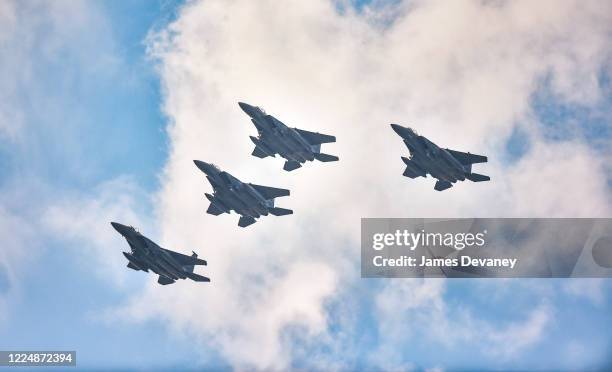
[391,124,490,191]
[238,102,338,171]
[194,160,292,227]
[110,222,210,285]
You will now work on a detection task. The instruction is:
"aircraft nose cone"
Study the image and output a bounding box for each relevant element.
[238,101,256,116]
[390,123,403,135]
[390,123,411,138]
[194,160,213,174]
[111,222,129,235]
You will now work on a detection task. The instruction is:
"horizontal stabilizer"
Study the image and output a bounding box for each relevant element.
[186,272,211,282]
[250,183,290,199]
[127,262,141,271]
[251,146,269,158]
[465,173,490,182]
[181,254,206,273]
[189,256,207,266]
[283,160,302,172]
[434,180,453,191]
[294,128,336,145]
[206,203,224,216]
[445,149,487,165]
[191,251,207,265]
[158,276,175,285]
[238,216,257,228]
[269,207,293,216]
[313,153,339,162]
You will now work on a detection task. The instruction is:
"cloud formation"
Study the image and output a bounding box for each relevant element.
[0,0,607,368]
[0,0,116,142]
[372,279,552,369]
[44,177,152,287]
[0,0,143,322]
[112,0,612,369]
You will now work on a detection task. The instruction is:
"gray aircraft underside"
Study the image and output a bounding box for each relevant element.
[391,124,490,191]
[111,222,209,285]
[238,102,339,171]
[193,160,292,227]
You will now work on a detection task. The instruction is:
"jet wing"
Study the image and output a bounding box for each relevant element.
[249,183,290,199]
[251,146,270,158]
[206,203,224,215]
[294,128,336,145]
[161,248,207,265]
[445,149,487,164]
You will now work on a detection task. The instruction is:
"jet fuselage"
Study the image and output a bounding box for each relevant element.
[391,124,489,191]
[111,222,209,284]
[238,102,337,171]
[193,160,291,227]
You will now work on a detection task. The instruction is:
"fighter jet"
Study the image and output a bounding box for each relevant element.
[391,124,490,191]
[111,222,210,285]
[194,160,292,227]
[238,102,338,171]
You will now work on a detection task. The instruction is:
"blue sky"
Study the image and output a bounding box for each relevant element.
[0,0,221,369]
[1,0,611,370]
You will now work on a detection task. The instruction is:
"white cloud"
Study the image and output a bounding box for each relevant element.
[0,205,37,324]
[478,140,612,217]
[563,279,607,305]
[121,0,612,369]
[0,0,117,142]
[0,0,133,324]
[373,279,552,369]
[486,303,552,357]
[0,175,151,327]
[43,177,153,288]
